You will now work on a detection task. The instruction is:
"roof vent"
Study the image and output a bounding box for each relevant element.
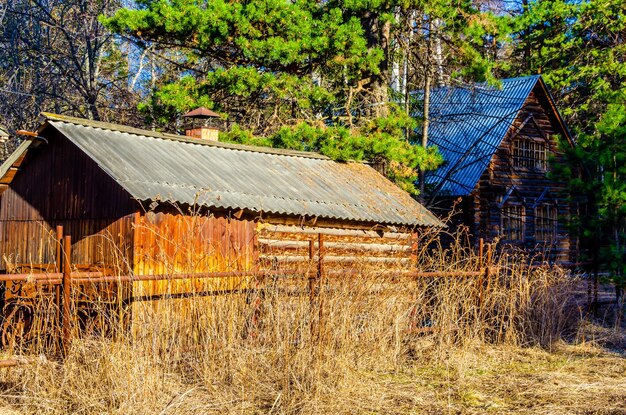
[182,107,221,142]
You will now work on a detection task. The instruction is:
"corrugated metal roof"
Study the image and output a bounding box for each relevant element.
[38,114,441,227]
[425,75,540,196]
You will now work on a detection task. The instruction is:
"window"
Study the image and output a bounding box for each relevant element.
[501,205,525,241]
[512,139,547,171]
[535,204,558,242]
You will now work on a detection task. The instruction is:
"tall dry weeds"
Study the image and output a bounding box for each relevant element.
[0,228,583,414]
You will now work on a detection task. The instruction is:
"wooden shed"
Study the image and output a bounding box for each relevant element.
[0,113,441,309]
[423,75,576,263]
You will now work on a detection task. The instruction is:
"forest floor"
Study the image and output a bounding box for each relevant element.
[398,335,626,415]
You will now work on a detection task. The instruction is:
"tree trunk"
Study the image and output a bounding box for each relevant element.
[361,11,390,118]
[432,18,445,87]
[419,72,431,200]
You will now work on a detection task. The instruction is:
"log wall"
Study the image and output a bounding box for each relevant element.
[473,88,574,263]
[257,223,418,277]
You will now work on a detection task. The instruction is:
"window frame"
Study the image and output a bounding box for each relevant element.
[534,203,558,243]
[500,204,526,242]
[511,137,548,172]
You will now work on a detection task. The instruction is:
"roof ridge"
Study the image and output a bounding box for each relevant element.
[40,112,330,160]
[474,74,540,86]
[500,74,541,82]
[434,75,540,93]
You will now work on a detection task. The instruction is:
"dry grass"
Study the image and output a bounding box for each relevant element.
[0,230,624,414]
[1,336,624,414]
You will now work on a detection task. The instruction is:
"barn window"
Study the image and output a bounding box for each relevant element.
[501,205,525,241]
[512,139,547,171]
[535,204,558,242]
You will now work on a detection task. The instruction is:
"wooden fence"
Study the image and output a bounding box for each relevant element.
[1,228,598,356]
[0,228,497,354]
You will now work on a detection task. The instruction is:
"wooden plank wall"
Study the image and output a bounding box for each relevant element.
[0,129,136,273]
[0,218,133,273]
[132,212,257,299]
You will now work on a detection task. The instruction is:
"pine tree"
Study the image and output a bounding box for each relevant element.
[510,0,626,286]
[105,0,500,192]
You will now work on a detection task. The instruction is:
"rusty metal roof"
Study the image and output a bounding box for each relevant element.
[425,75,541,196]
[182,107,221,119]
[35,113,441,227]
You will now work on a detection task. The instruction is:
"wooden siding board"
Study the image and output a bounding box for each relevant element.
[130,212,258,319]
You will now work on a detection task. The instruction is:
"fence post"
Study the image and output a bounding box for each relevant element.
[593,265,599,316]
[62,235,72,354]
[317,233,324,339]
[410,232,419,263]
[317,233,324,281]
[309,238,319,339]
[55,226,63,346]
[55,226,63,273]
[486,243,493,285]
[481,243,493,309]
[478,237,484,269]
[308,240,316,304]
[477,238,485,309]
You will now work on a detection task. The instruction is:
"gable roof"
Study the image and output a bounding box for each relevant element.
[0,113,442,228]
[425,75,572,197]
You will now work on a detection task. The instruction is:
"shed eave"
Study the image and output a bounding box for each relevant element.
[0,139,35,191]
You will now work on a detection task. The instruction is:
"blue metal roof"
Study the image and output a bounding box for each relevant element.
[425,75,541,196]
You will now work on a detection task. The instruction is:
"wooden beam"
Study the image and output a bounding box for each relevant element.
[16,130,37,137]
[0,359,19,368]
[0,167,18,184]
[62,235,72,354]
[55,226,63,330]
[258,238,412,252]
[258,254,413,264]
[260,224,411,239]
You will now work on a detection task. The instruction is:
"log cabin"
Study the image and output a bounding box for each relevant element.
[0,113,442,315]
[424,75,576,263]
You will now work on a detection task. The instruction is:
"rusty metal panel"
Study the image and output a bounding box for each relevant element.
[424,75,540,196]
[41,115,441,228]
